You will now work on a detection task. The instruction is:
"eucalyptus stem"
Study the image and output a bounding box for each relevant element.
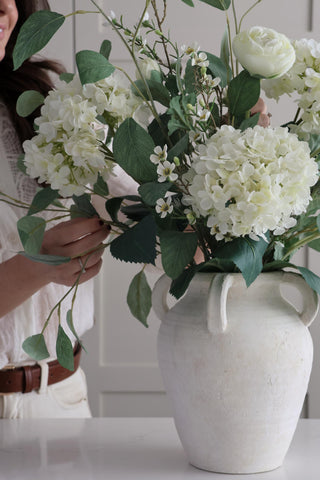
[225,12,235,78]
[281,232,320,261]
[238,0,262,32]
[151,0,172,73]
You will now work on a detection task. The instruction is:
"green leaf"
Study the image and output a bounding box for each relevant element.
[17,216,46,255]
[13,11,65,70]
[66,310,87,353]
[220,27,230,69]
[110,214,157,264]
[76,50,115,85]
[19,252,71,265]
[133,79,171,107]
[105,197,124,222]
[239,113,260,131]
[199,0,231,9]
[138,182,172,206]
[180,0,194,5]
[127,270,152,326]
[297,266,320,295]
[56,325,74,371]
[70,194,98,218]
[169,263,198,299]
[100,39,112,59]
[228,70,260,116]
[160,230,198,279]
[93,174,109,196]
[27,187,60,215]
[215,236,269,286]
[16,90,44,117]
[17,154,27,174]
[22,334,50,361]
[167,134,189,161]
[113,118,157,183]
[205,52,230,88]
[59,72,75,83]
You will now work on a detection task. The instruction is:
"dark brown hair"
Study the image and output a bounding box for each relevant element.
[0,0,64,144]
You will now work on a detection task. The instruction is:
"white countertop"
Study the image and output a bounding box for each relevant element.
[0,418,319,479]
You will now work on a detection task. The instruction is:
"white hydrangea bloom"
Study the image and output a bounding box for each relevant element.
[23,72,143,197]
[183,125,318,241]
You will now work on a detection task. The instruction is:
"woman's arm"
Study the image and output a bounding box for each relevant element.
[0,217,110,318]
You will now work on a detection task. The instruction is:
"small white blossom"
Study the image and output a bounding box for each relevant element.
[150,145,168,164]
[156,197,173,218]
[157,161,178,183]
[181,42,200,56]
[191,52,209,68]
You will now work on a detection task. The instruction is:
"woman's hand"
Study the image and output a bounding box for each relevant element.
[41,217,111,286]
[251,98,271,127]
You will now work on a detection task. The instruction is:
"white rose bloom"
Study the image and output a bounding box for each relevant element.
[183,125,318,241]
[232,26,296,78]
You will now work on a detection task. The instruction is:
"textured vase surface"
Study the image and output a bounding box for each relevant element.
[153,271,318,474]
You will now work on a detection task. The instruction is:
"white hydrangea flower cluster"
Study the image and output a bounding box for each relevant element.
[262,38,320,138]
[183,125,318,241]
[23,72,143,197]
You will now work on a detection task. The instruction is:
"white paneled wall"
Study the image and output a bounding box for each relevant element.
[46,0,320,417]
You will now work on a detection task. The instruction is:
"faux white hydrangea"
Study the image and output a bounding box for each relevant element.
[183,125,318,241]
[262,38,320,138]
[23,72,143,197]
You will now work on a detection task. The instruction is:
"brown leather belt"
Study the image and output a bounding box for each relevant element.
[0,343,82,394]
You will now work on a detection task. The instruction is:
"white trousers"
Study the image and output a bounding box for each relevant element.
[0,367,92,419]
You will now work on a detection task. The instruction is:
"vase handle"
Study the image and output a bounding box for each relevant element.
[281,272,319,327]
[207,273,234,334]
[152,274,172,322]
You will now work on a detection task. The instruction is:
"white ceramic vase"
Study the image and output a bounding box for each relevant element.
[153,271,318,474]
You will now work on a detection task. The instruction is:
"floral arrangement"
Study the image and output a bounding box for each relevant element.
[4,0,320,368]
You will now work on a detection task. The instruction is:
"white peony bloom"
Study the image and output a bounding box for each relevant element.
[183,125,318,241]
[232,26,296,78]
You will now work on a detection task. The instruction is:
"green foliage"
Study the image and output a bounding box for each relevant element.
[205,51,230,88]
[228,70,260,116]
[59,72,75,83]
[113,118,157,183]
[169,263,199,299]
[199,0,231,8]
[66,310,87,353]
[139,182,173,206]
[160,230,198,279]
[19,252,71,265]
[17,154,27,175]
[17,216,46,255]
[76,50,115,85]
[133,78,171,107]
[239,113,260,131]
[297,266,320,295]
[22,334,49,361]
[70,194,99,218]
[13,11,65,70]
[93,174,109,197]
[100,39,112,59]
[180,0,195,5]
[56,325,74,371]
[215,236,269,286]
[110,215,157,264]
[16,90,44,118]
[127,270,152,326]
[27,187,60,215]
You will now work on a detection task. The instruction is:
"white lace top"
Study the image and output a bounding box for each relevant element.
[0,101,94,368]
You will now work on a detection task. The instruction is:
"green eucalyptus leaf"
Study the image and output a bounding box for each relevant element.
[100,39,112,59]
[297,266,320,295]
[220,27,230,69]
[17,216,46,255]
[127,270,152,326]
[205,51,230,88]
[160,231,198,279]
[76,50,115,85]
[215,235,269,286]
[199,0,231,9]
[66,310,87,353]
[138,182,172,206]
[71,194,98,218]
[56,325,74,371]
[110,215,157,264]
[228,70,260,116]
[19,252,71,265]
[180,0,194,5]
[22,334,50,361]
[133,79,170,107]
[59,72,75,83]
[16,90,44,117]
[239,113,260,131]
[113,118,157,183]
[27,187,60,215]
[93,174,109,196]
[167,134,189,161]
[13,11,65,70]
